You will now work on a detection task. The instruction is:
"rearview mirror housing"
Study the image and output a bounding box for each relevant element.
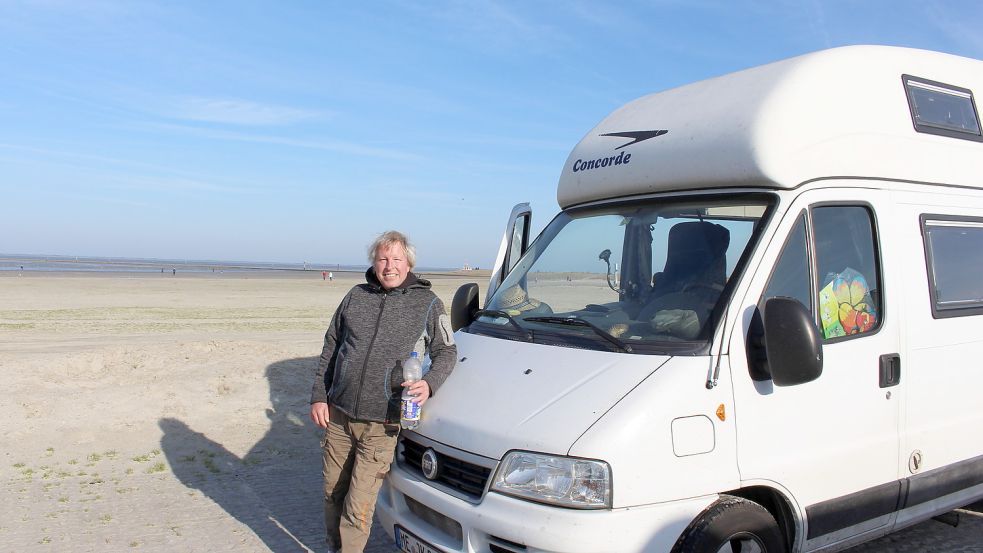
[451,283,480,331]
[764,296,823,386]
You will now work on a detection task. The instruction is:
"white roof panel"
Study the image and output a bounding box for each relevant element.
[557,45,983,209]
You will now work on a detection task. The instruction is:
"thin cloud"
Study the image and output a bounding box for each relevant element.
[146,122,425,162]
[413,131,568,152]
[0,141,165,170]
[62,193,153,209]
[565,0,640,30]
[924,4,983,55]
[398,0,571,53]
[327,178,489,212]
[806,0,831,49]
[0,142,272,195]
[2,0,150,19]
[169,97,327,126]
[99,173,263,196]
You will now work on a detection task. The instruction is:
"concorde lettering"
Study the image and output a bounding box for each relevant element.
[572,150,631,172]
[571,129,669,172]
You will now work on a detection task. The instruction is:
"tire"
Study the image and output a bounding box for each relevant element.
[672,495,786,553]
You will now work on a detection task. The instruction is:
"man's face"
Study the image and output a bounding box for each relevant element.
[374,243,410,290]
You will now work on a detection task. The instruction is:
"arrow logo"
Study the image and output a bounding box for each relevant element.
[600,130,668,150]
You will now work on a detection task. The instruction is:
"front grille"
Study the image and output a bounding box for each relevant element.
[401,437,492,500]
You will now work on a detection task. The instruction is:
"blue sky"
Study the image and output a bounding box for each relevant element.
[2,1,982,269]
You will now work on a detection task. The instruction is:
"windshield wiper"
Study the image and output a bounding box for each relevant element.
[525,315,633,353]
[474,309,533,341]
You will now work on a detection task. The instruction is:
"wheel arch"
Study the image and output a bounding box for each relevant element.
[725,485,799,551]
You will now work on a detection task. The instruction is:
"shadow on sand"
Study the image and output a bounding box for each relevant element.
[159,356,392,553]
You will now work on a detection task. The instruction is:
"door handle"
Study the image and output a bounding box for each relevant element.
[879,353,901,388]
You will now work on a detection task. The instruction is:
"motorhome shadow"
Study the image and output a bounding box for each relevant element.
[377,45,983,553]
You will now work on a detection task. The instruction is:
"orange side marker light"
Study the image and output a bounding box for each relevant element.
[716,404,726,422]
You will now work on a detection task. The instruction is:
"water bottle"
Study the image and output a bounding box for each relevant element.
[401,352,423,429]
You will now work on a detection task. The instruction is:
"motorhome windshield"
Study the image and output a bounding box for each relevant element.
[474,196,772,353]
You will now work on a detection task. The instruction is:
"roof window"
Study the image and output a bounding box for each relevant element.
[904,74,981,142]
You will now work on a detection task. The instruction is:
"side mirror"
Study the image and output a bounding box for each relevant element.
[764,297,823,386]
[451,283,480,331]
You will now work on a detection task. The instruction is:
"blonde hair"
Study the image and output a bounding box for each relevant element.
[367,230,416,269]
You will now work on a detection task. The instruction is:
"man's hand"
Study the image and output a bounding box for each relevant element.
[310,401,330,429]
[401,379,432,407]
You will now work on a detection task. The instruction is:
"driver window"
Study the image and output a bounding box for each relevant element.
[749,213,812,381]
[811,205,881,340]
[762,214,812,312]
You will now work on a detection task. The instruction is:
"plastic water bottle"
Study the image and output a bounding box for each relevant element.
[401,352,423,429]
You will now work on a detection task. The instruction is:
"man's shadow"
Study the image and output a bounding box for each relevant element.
[159,356,392,553]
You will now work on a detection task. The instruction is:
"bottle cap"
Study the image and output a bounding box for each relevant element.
[410,351,418,358]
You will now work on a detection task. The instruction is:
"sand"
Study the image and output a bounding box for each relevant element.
[0,271,980,552]
[0,270,485,552]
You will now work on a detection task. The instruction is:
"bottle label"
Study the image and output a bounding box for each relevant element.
[401,398,421,421]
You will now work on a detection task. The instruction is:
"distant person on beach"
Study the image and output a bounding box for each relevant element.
[328,271,333,281]
[309,230,457,553]
[322,271,327,281]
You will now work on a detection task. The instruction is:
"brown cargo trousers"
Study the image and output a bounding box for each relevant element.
[322,405,400,553]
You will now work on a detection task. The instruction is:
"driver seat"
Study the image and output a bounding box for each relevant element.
[651,221,730,299]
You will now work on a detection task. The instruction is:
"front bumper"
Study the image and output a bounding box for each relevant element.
[377,460,714,553]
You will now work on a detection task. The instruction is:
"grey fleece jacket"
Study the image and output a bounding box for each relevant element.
[310,269,457,423]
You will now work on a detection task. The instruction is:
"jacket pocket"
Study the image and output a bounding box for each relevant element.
[331,345,351,397]
[382,362,403,402]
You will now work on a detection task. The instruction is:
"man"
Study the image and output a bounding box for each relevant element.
[310,230,457,552]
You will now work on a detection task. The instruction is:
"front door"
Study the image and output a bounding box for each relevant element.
[729,187,902,551]
[487,203,532,303]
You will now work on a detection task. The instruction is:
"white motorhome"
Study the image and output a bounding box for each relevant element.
[377,45,983,553]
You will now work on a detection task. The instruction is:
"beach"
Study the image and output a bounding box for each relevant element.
[0,270,478,552]
[1,271,980,552]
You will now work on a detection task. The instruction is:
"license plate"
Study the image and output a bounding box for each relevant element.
[395,525,442,553]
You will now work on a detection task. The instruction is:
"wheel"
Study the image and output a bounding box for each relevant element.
[672,496,786,553]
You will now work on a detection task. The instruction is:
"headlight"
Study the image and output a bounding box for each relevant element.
[490,451,611,509]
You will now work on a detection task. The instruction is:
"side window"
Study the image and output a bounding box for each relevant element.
[749,214,812,381]
[922,216,983,318]
[762,213,812,312]
[812,206,881,340]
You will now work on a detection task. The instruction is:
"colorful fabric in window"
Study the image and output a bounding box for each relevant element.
[819,268,878,339]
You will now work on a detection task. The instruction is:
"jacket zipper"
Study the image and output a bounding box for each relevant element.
[353,290,387,419]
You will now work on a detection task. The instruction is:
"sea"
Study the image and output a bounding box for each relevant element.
[0,254,456,275]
